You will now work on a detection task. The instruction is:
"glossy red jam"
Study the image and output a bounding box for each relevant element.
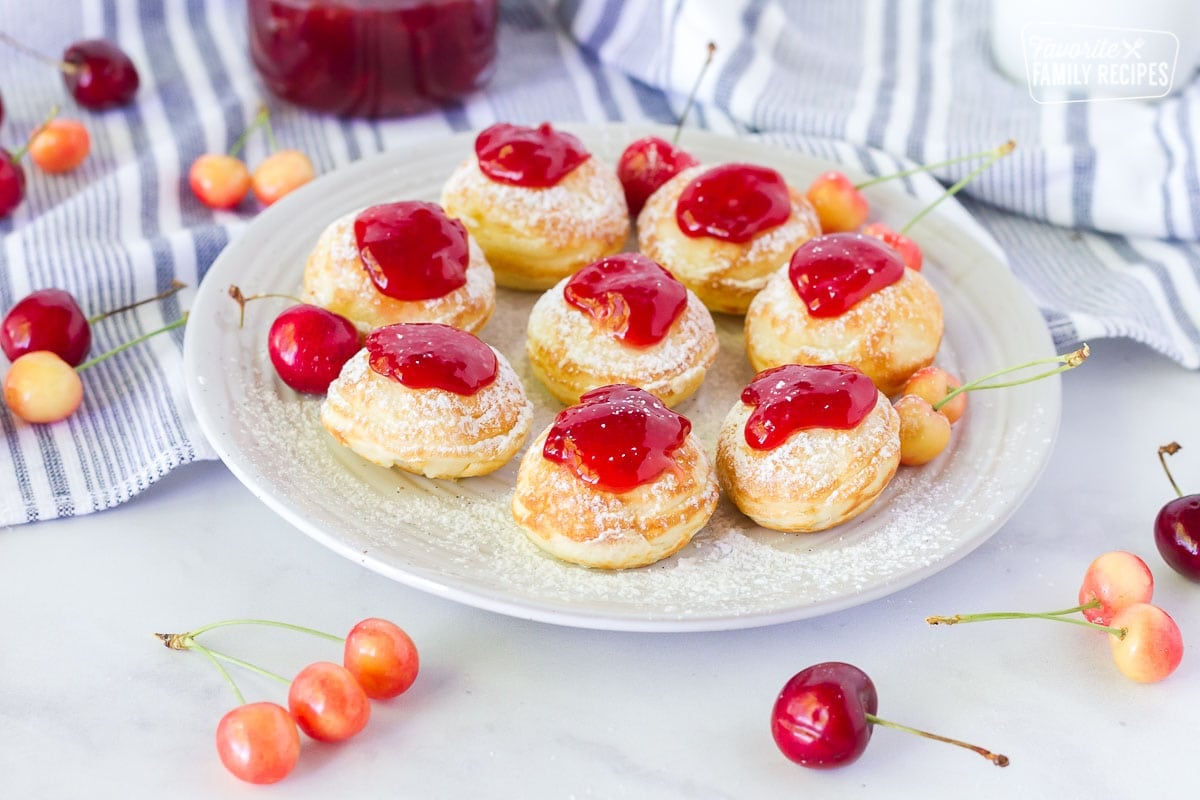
[475,122,591,188]
[675,163,792,243]
[741,364,878,450]
[248,0,498,118]
[788,233,905,318]
[365,322,497,395]
[354,201,469,301]
[543,384,691,493]
[563,254,687,347]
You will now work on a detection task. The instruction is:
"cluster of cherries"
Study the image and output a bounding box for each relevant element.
[0,33,139,218]
[158,617,418,784]
[189,106,315,210]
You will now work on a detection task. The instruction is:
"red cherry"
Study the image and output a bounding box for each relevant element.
[1,288,91,366]
[861,221,923,271]
[267,304,360,394]
[0,149,26,218]
[771,662,878,768]
[617,136,699,216]
[1154,443,1200,582]
[62,39,139,110]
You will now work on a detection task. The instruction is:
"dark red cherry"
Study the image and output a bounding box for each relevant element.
[617,136,699,215]
[62,39,139,110]
[1,288,91,366]
[675,163,792,243]
[741,364,878,450]
[563,253,687,347]
[1154,443,1200,582]
[771,662,878,768]
[543,384,690,493]
[788,233,905,317]
[365,322,497,396]
[267,304,360,394]
[354,202,469,301]
[475,122,590,188]
[0,149,26,219]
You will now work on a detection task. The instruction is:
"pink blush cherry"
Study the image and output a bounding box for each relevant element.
[1078,550,1154,625]
[267,304,360,394]
[806,171,869,234]
[617,136,699,216]
[1108,603,1184,683]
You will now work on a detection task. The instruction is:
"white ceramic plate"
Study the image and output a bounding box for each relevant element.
[184,123,1059,632]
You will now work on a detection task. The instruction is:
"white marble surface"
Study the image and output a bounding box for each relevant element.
[1,337,1196,798]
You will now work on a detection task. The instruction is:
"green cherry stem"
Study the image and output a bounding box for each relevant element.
[9,104,61,163]
[926,609,1125,638]
[199,644,292,686]
[228,105,270,158]
[87,280,187,325]
[1158,442,1184,498]
[189,640,247,706]
[898,140,1016,236]
[931,344,1089,413]
[854,140,1016,191]
[187,617,344,644]
[672,42,717,147]
[864,713,1010,767]
[75,313,189,372]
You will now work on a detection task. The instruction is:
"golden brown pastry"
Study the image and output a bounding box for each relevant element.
[440,122,629,290]
[321,323,531,479]
[744,232,943,396]
[303,201,495,333]
[637,162,820,314]
[511,385,719,569]
[716,363,900,533]
[525,253,718,407]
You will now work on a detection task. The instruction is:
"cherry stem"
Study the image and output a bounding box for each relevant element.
[897,140,1016,235]
[157,632,290,692]
[0,32,77,73]
[87,280,186,324]
[228,105,270,158]
[201,645,292,686]
[864,713,1010,767]
[1158,442,1184,498]
[189,640,247,706]
[75,313,189,372]
[926,606,1124,639]
[932,344,1089,412]
[187,617,344,644]
[854,141,1014,191]
[228,285,306,329]
[11,105,60,163]
[673,42,717,146]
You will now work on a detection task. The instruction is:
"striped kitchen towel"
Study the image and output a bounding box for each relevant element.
[0,0,1196,526]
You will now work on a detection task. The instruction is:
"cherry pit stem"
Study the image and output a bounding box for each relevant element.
[0,31,76,73]
[1158,442,1184,498]
[186,617,344,644]
[865,713,1009,767]
[854,140,1014,192]
[87,279,187,325]
[228,284,305,328]
[926,598,1125,640]
[898,140,1016,235]
[932,344,1089,413]
[228,105,271,158]
[75,313,188,372]
[673,42,716,146]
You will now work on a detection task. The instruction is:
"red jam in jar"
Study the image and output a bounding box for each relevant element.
[675,163,792,243]
[354,201,469,301]
[248,0,499,118]
[366,322,498,395]
[788,233,905,318]
[741,364,878,450]
[543,384,691,493]
[474,122,591,188]
[563,254,687,347]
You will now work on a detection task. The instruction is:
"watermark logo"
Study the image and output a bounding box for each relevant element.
[1022,23,1179,103]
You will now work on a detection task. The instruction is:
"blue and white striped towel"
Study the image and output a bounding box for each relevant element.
[1,0,1197,526]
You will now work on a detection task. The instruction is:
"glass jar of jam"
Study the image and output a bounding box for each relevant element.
[247,0,499,118]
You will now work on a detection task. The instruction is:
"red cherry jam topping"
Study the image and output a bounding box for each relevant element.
[675,163,792,243]
[365,323,497,396]
[354,202,469,301]
[543,384,691,493]
[475,122,591,188]
[563,254,687,347]
[788,233,905,318]
[741,364,878,450]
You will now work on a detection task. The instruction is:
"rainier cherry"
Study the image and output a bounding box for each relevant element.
[1153,442,1200,582]
[771,662,1008,769]
[806,171,869,234]
[215,701,301,785]
[29,119,90,173]
[617,42,713,215]
[288,662,371,742]
[343,617,420,699]
[190,154,251,210]
[252,149,315,206]
[929,552,1183,683]
[862,221,922,271]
